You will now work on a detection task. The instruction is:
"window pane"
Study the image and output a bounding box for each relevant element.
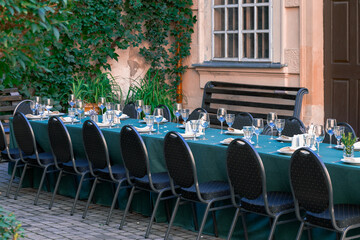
[257,0,269,2]
[214,0,225,5]
[257,6,269,30]
[214,34,225,58]
[257,33,269,58]
[228,0,239,4]
[228,34,239,58]
[243,7,254,30]
[243,0,254,3]
[227,7,239,30]
[214,8,225,31]
[243,33,254,58]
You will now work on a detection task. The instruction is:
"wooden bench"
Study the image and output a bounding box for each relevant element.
[0,88,22,133]
[201,81,309,126]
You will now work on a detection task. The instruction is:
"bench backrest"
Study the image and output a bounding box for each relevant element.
[201,81,308,125]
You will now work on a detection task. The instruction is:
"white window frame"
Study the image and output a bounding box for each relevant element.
[211,0,272,62]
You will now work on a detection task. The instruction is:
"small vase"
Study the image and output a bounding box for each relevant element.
[343,145,354,158]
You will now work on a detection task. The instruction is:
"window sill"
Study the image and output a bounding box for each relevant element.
[192,61,286,69]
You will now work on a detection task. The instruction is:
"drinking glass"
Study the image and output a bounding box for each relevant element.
[199,112,210,140]
[253,118,264,148]
[114,104,123,126]
[106,102,114,111]
[145,115,155,135]
[68,108,76,125]
[334,126,345,147]
[275,119,285,138]
[76,100,84,123]
[190,120,200,141]
[98,97,106,116]
[44,98,53,113]
[174,103,183,127]
[314,125,325,155]
[135,100,144,122]
[68,94,76,108]
[144,105,152,117]
[267,112,278,140]
[243,126,254,143]
[38,105,45,121]
[30,101,37,115]
[225,114,235,129]
[326,118,337,148]
[153,108,164,134]
[107,110,114,129]
[181,109,190,123]
[217,108,227,134]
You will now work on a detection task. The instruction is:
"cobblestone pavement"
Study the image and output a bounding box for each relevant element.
[0,162,222,240]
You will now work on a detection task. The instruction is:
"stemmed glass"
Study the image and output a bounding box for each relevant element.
[68,108,76,125]
[190,120,200,141]
[76,100,84,123]
[106,102,114,111]
[253,118,264,148]
[68,94,76,108]
[38,105,45,121]
[107,110,115,129]
[243,126,254,143]
[153,108,164,134]
[44,98,53,112]
[275,119,285,138]
[30,101,37,115]
[267,112,277,140]
[145,115,155,135]
[114,104,123,126]
[174,103,183,127]
[181,109,190,123]
[217,108,227,134]
[225,114,235,129]
[98,97,106,116]
[144,105,152,117]
[199,112,210,140]
[334,126,345,148]
[314,125,325,155]
[135,100,144,122]
[326,118,337,148]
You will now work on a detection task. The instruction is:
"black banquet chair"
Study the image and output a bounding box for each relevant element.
[290,147,360,240]
[164,131,232,240]
[12,112,57,204]
[82,120,129,225]
[13,99,33,116]
[226,138,296,240]
[123,102,137,119]
[119,125,174,238]
[156,104,172,122]
[47,116,91,215]
[263,117,305,137]
[187,108,207,121]
[323,122,356,144]
[232,112,254,130]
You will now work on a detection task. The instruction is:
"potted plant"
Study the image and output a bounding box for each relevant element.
[342,132,357,158]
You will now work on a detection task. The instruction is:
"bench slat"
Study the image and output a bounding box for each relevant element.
[0,115,12,120]
[1,88,19,94]
[205,98,295,111]
[0,106,16,112]
[0,95,22,101]
[208,82,304,92]
[206,88,297,100]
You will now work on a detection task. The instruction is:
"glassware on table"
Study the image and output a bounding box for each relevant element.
[114,103,123,126]
[30,101,37,115]
[253,118,264,148]
[107,110,115,129]
[174,103,183,127]
[190,120,200,141]
[243,126,254,143]
[275,119,285,138]
[225,114,235,129]
[43,98,53,112]
[68,108,76,125]
[143,105,152,117]
[334,126,345,148]
[326,118,337,148]
[314,125,325,155]
[145,115,155,135]
[98,97,106,116]
[135,100,144,122]
[68,94,76,108]
[181,109,190,123]
[153,108,164,134]
[38,105,45,121]
[217,108,227,134]
[106,102,114,111]
[76,100,85,123]
[199,112,210,140]
[267,112,278,140]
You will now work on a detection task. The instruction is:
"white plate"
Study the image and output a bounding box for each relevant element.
[119,114,130,120]
[25,114,49,120]
[180,133,203,139]
[225,129,244,135]
[62,119,80,124]
[276,136,293,142]
[96,122,115,127]
[140,118,168,123]
[135,127,156,133]
[178,124,186,129]
[277,147,295,155]
[341,158,360,165]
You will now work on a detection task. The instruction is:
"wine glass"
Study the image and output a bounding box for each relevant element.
[144,105,152,117]
[275,119,285,138]
[199,112,210,140]
[38,105,45,121]
[106,102,114,111]
[253,118,264,148]
[326,118,337,148]
[243,126,254,143]
[217,108,227,134]
[76,100,84,123]
[225,114,235,129]
[68,94,76,108]
[314,125,325,155]
[181,109,190,123]
[267,112,278,140]
[30,101,37,115]
[153,108,164,134]
[68,108,76,125]
[98,97,106,116]
[107,110,114,129]
[114,103,123,126]
[145,115,155,135]
[334,126,345,148]
[174,103,183,127]
[135,100,144,122]
[190,120,200,141]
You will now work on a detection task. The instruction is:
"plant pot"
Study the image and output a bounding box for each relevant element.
[343,145,354,158]
[85,103,99,114]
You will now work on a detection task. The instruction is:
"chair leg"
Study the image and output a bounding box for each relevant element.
[14,163,28,200]
[71,174,85,216]
[6,161,19,197]
[296,222,305,240]
[164,196,180,240]
[119,186,135,229]
[49,170,63,209]
[268,215,280,240]
[34,166,48,205]
[106,182,122,225]
[82,178,97,219]
[164,200,171,222]
[212,211,219,237]
[307,228,312,240]
[191,202,199,231]
[145,191,164,238]
[227,208,240,240]
[241,212,248,240]
[340,232,346,240]
[196,202,212,240]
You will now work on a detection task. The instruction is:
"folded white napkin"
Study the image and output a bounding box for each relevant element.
[96,122,114,127]
[60,117,74,122]
[227,128,244,134]
[25,114,38,118]
[134,126,152,132]
[222,138,235,144]
[119,114,129,119]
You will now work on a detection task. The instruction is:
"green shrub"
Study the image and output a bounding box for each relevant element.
[0,208,24,240]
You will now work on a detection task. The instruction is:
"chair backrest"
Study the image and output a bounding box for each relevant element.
[164,131,196,188]
[123,102,137,119]
[323,122,356,144]
[290,148,332,214]
[13,100,33,116]
[0,121,7,152]
[281,117,305,137]
[232,112,254,129]
[13,112,36,156]
[120,125,148,178]
[48,116,73,164]
[187,108,207,121]
[226,138,265,200]
[82,120,109,169]
[156,104,172,122]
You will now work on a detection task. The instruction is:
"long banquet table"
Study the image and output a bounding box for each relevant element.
[8,117,360,239]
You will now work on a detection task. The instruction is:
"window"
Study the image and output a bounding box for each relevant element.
[212,0,271,61]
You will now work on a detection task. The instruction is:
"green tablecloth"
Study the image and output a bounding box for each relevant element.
[9,118,360,239]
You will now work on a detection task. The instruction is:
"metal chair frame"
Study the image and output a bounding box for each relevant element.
[187,108,207,121]
[13,99,33,116]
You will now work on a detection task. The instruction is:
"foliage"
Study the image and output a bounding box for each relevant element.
[342,132,357,147]
[0,207,24,239]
